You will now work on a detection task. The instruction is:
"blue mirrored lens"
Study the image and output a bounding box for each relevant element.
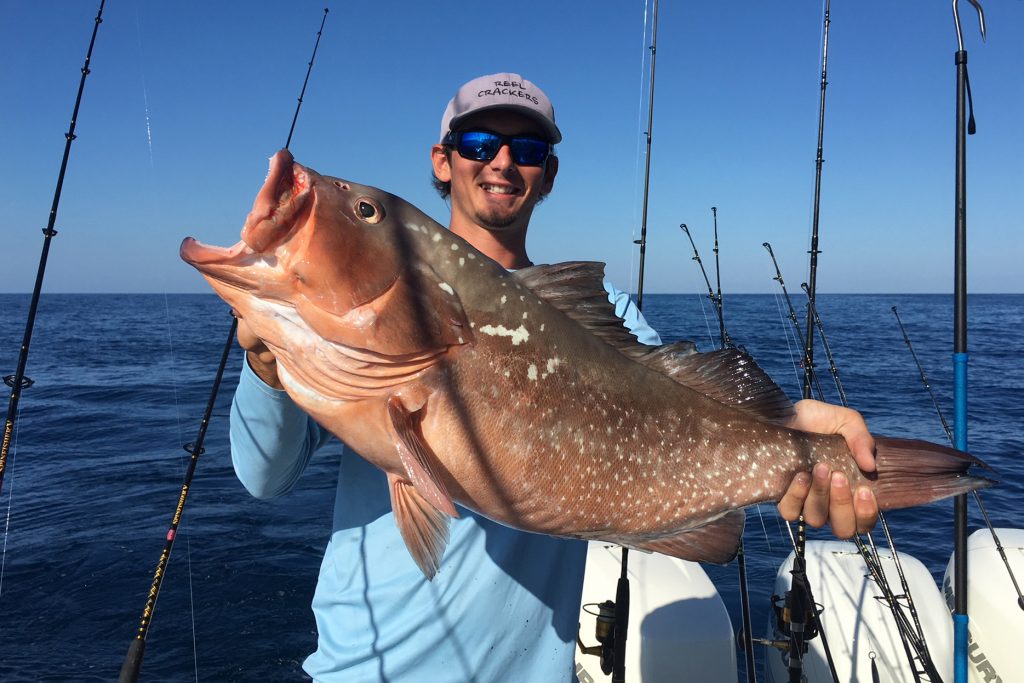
[455,131,549,166]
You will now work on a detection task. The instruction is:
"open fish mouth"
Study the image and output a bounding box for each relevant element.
[180,149,312,289]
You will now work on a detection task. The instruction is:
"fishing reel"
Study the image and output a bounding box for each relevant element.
[764,590,824,655]
[577,600,618,675]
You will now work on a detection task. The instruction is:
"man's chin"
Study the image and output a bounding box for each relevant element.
[474,210,519,230]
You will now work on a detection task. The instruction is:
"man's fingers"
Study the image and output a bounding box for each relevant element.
[854,486,879,534]
[827,472,856,539]
[803,463,831,527]
[778,471,811,521]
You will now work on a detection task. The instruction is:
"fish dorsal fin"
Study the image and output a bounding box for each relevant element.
[641,347,795,424]
[512,262,649,352]
[513,263,793,423]
[625,510,746,564]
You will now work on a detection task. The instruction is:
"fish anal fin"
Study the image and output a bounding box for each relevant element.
[387,472,451,579]
[387,395,458,518]
[627,510,746,565]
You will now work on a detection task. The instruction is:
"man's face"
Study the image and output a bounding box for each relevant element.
[432,110,558,235]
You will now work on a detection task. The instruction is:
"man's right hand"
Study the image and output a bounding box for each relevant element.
[236,315,284,389]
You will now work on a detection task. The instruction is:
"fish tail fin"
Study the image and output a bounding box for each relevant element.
[872,436,995,509]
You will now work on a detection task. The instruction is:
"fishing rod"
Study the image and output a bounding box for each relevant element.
[799,283,844,401]
[679,224,735,349]
[596,2,659,678]
[711,207,727,348]
[798,291,940,681]
[763,240,939,678]
[951,3,985,680]
[762,242,825,401]
[677,224,757,682]
[632,0,659,311]
[0,0,106,500]
[892,306,1023,611]
[785,2,835,680]
[117,9,330,682]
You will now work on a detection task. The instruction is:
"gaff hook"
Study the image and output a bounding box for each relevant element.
[953,0,986,52]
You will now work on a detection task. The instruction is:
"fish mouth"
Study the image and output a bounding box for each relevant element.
[180,149,312,289]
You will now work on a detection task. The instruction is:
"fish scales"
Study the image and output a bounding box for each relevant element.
[181,150,993,578]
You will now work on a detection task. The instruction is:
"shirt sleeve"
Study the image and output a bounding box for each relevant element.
[603,280,663,346]
[229,357,333,499]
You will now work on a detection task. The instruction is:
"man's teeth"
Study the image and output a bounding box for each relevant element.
[482,184,516,195]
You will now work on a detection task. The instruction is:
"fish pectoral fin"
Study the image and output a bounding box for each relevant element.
[627,510,746,565]
[387,395,458,518]
[388,472,451,580]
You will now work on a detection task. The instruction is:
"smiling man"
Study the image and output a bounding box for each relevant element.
[230,72,878,681]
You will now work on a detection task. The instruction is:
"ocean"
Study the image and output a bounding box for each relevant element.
[0,292,1020,681]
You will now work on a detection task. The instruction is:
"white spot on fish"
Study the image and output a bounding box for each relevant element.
[500,295,507,305]
[467,253,476,259]
[479,324,529,345]
[432,232,442,242]
[451,243,459,251]
[459,257,465,267]
[522,312,528,320]
[438,282,454,295]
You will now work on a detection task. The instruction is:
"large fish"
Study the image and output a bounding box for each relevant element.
[181,150,991,578]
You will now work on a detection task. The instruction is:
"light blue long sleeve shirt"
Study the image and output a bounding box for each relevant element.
[230,281,660,682]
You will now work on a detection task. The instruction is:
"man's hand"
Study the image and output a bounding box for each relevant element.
[236,315,284,390]
[776,399,879,538]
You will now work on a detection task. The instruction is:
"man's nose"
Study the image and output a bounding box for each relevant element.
[489,144,516,171]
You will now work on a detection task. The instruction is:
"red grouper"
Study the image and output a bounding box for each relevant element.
[181,150,993,578]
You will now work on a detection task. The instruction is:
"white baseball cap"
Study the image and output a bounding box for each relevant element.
[439,72,561,144]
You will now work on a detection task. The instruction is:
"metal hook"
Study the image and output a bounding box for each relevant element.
[953,0,986,52]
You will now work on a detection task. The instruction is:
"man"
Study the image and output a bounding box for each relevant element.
[231,72,878,681]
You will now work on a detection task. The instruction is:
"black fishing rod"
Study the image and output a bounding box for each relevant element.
[711,207,727,348]
[950,3,986,679]
[632,0,659,311]
[679,224,734,348]
[800,283,844,401]
[892,306,1023,611]
[762,242,825,401]
[678,223,757,682]
[787,2,834,679]
[763,239,937,678]
[118,9,330,682]
[799,291,940,681]
[0,0,106,499]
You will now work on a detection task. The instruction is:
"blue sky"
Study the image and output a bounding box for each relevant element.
[2,1,1021,294]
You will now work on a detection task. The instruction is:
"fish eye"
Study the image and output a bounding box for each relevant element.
[354,197,384,224]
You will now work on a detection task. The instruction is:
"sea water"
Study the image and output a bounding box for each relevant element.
[0,293,1020,680]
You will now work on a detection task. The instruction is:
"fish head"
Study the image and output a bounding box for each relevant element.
[180,150,470,357]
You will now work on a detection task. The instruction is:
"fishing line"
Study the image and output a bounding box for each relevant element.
[135,5,155,168]
[118,9,331,681]
[799,290,942,678]
[772,290,803,391]
[892,306,1023,610]
[0,404,22,599]
[627,0,652,298]
[161,292,201,681]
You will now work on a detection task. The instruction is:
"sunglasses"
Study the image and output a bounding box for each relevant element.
[443,130,552,166]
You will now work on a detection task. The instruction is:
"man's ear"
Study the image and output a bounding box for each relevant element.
[541,155,558,195]
[431,144,452,182]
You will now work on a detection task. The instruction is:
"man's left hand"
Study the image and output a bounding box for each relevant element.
[776,399,880,539]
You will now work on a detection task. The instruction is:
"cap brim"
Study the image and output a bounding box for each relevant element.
[449,104,562,144]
